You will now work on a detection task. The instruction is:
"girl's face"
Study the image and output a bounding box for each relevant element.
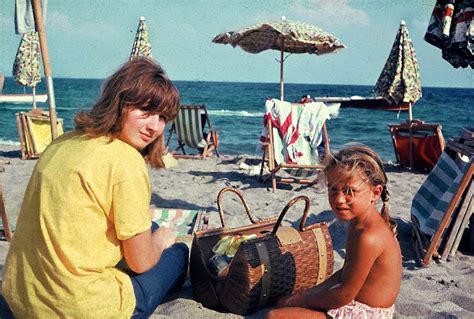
[118,108,166,150]
[326,167,381,221]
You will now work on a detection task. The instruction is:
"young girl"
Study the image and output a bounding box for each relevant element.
[267,145,402,319]
[2,58,188,318]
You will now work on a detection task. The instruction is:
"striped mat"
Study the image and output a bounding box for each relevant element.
[151,208,201,237]
[411,151,470,236]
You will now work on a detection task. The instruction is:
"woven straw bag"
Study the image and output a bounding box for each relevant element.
[190,187,334,315]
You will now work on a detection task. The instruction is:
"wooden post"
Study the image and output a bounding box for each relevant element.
[31,0,58,139]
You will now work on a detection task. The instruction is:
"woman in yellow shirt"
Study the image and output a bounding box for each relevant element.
[1,58,188,318]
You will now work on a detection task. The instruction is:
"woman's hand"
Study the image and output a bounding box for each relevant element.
[152,226,177,251]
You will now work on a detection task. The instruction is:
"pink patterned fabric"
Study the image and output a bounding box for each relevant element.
[327,300,395,319]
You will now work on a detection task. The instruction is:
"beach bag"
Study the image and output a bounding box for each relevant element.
[190,187,334,315]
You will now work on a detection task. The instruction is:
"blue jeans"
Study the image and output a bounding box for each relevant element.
[130,222,189,318]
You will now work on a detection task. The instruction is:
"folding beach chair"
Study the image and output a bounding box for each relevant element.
[16,109,64,160]
[259,99,336,192]
[410,127,473,266]
[388,119,445,171]
[167,104,220,159]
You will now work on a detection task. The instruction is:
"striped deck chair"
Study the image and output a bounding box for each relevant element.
[259,99,334,192]
[410,148,473,265]
[167,104,219,159]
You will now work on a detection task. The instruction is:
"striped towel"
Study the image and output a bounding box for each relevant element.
[151,208,200,237]
[411,151,470,236]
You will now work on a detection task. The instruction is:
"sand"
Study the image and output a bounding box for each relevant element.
[0,144,473,318]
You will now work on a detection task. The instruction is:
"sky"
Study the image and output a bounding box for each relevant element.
[1,0,473,88]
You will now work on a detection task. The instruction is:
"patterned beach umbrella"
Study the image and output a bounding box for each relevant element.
[130,16,153,60]
[374,21,422,120]
[212,17,345,101]
[12,31,42,88]
[12,31,42,109]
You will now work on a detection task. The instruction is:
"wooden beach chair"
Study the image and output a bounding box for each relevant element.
[167,104,220,159]
[410,127,473,266]
[259,99,334,192]
[16,109,64,160]
[388,119,445,171]
[0,177,13,242]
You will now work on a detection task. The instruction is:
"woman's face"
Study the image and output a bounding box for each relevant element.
[118,108,166,150]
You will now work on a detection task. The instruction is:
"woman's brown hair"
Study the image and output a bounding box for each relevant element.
[74,58,180,168]
[324,145,397,235]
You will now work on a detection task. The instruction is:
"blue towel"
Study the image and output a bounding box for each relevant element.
[411,151,471,236]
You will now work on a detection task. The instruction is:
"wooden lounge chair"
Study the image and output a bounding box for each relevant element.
[388,119,445,171]
[167,104,220,159]
[259,99,334,192]
[410,127,473,266]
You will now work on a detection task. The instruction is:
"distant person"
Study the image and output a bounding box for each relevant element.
[0,72,4,94]
[267,145,402,319]
[1,58,188,318]
[299,94,314,103]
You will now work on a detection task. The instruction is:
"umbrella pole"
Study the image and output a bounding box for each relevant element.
[408,102,413,169]
[280,41,284,101]
[31,0,58,139]
[32,86,37,109]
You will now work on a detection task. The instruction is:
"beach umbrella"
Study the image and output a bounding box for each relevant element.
[375,21,422,169]
[12,31,42,109]
[130,16,153,60]
[374,20,422,121]
[212,17,345,101]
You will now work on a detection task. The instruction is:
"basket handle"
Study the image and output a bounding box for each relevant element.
[271,195,311,235]
[217,186,260,228]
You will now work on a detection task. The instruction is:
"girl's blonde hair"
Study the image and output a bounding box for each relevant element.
[324,145,397,235]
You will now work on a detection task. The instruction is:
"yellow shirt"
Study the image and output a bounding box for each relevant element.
[3,131,151,318]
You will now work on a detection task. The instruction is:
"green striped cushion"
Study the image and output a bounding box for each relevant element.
[151,208,200,237]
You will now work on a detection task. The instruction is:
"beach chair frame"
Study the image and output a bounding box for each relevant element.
[167,104,220,159]
[388,119,445,171]
[259,117,330,192]
[0,177,13,241]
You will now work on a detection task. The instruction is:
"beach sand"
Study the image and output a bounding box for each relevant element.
[0,144,473,318]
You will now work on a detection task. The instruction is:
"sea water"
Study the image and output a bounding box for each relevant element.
[0,77,472,162]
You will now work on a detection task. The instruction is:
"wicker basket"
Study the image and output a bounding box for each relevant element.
[190,187,334,315]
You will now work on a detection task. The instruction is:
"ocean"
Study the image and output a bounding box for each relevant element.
[0,77,472,162]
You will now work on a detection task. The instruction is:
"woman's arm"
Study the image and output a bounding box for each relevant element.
[122,226,176,273]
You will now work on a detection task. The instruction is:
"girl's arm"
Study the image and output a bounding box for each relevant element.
[278,231,382,310]
[276,268,343,308]
[122,226,176,273]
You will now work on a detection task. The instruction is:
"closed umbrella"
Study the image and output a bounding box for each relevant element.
[374,20,422,121]
[212,17,345,101]
[130,16,153,60]
[12,31,42,108]
[375,21,423,169]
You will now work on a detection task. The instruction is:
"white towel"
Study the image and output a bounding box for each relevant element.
[15,0,48,34]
